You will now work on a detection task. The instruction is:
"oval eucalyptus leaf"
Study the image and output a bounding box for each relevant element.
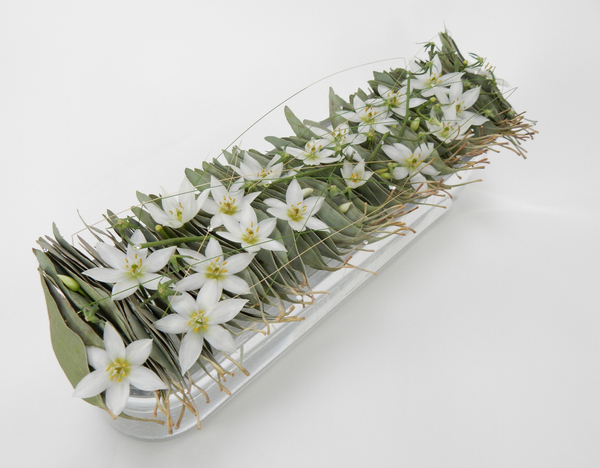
[40,273,106,410]
[284,106,317,140]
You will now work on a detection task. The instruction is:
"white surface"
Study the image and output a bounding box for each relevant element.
[1,1,599,466]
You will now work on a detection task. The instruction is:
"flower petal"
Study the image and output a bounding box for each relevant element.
[94,243,126,270]
[216,230,241,244]
[146,203,174,226]
[257,218,277,237]
[221,214,243,237]
[87,346,110,370]
[143,246,176,273]
[207,298,247,324]
[125,339,152,366]
[286,179,303,205]
[303,196,324,215]
[127,367,168,391]
[201,198,219,215]
[105,380,130,416]
[82,267,127,284]
[138,273,164,290]
[203,325,236,354]
[174,273,206,292]
[178,248,207,272]
[266,206,291,221]
[179,332,204,373]
[72,369,111,398]
[289,218,308,232]
[223,252,254,274]
[104,322,126,361]
[111,279,139,300]
[196,281,221,311]
[205,237,223,259]
[258,239,287,251]
[393,167,409,180]
[209,176,226,200]
[263,198,287,210]
[382,143,412,162]
[305,217,330,232]
[153,313,189,334]
[220,275,250,295]
[170,292,198,317]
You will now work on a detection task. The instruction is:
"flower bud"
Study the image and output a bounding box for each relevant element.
[58,275,81,292]
[410,118,421,132]
[339,202,352,213]
[301,188,314,197]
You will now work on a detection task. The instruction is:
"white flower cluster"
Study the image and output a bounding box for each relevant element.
[75,49,493,413]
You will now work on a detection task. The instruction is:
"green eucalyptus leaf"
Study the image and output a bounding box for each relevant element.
[52,224,96,269]
[285,106,317,140]
[40,273,106,410]
[328,88,348,128]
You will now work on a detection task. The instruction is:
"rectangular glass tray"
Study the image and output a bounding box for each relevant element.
[110,171,473,440]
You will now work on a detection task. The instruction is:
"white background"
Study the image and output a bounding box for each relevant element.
[2,1,599,466]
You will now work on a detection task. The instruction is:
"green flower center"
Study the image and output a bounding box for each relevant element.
[426,74,442,87]
[305,142,323,161]
[361,106,378,125]
[107,358,131,382]
[205,258,228,281]
[125,254,143,277]
[406,155,422,171]
[438,122,456,139]
[387,91,404,108]
[219,197,238,216]
[240,222,260,245]
[188,310,209,333]
[287,202,307,222]
[168,202,184,222]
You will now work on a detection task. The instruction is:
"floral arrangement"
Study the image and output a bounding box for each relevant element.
[35,32,536,434]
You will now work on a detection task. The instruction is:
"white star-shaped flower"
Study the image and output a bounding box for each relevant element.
[153,284,247,373]
[145,178,209,228]
[83,230,175,300]
[263,179,329,232]
[202,176,260,229]
[220,205,286,253]
[175,237,254,296]
[437,82,488,127]
[411,56,464,98]
[382,142,439,189]
[340,159,373,189]
[343,96,394,136]
[340,147,373,189]
[232,152,283,186]
[368,84,427,118]
[426,114,469,142]
[72,323,167,416]
[310,122,366,151]
[286,138,339,166]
